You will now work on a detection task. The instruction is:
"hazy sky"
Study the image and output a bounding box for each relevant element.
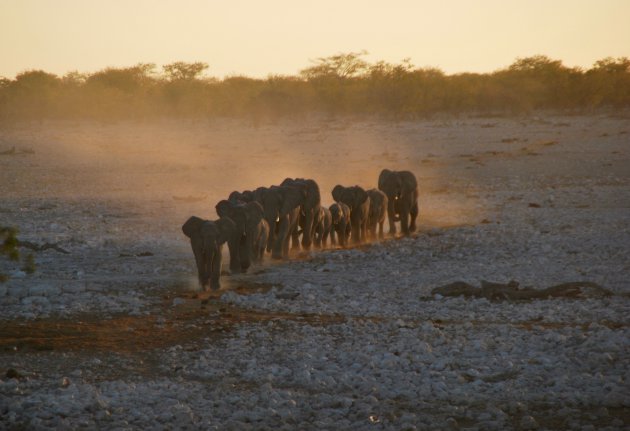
[1,0,629,79]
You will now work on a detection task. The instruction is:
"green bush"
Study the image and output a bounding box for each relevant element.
[0,56,628,121]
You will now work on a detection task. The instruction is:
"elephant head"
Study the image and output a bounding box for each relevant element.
[182,216,236,290]
[378,169,403,201]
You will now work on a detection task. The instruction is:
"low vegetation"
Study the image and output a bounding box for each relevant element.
[0,53,629,121]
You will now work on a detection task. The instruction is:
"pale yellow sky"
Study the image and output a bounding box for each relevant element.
[1,0,628,79]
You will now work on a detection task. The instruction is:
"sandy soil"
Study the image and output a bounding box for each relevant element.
[1,113,629,429]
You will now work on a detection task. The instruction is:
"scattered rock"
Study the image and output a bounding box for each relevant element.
[6,368,23,379]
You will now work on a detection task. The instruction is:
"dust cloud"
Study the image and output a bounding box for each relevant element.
[1,118,485,235]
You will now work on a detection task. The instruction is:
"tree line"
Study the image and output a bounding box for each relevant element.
[1,53,629,121]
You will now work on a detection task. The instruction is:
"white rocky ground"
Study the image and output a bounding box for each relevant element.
[1,114,629,429]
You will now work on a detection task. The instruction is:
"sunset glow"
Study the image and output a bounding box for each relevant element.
[1,0,628,78]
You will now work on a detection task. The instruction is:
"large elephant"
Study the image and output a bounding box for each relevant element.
[329,202,351,247]
[260,185,305,259]
[182,216,237,291]
[280,178,321,250]
[313,206,332,248]
[366,188,388,240]
[378,169,419,236]
[332,185,371,244]
[215,199,268,271]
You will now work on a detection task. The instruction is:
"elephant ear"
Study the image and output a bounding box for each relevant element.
[304,179,321,207]
[378,169,392,190]
[280,186,305,217]
[331,185,344,203]
[246,201,264,220]
[215,217,237,244]
[182,216,205,238]
[353,186,369,208]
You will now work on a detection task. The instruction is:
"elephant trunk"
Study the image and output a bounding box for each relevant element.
[272,213,290,259]
[301,206,318,250]
[263,207,278,253]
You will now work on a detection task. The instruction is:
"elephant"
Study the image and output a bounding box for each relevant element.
[215,199,268,272]
[280,178,321,250]
[260,185,305,259]
[378,169,419,236]
[313,206,332,248]
[182,216,237,291]
[329,202,351,247]
[366,188,388,240]
[332,185,371,244]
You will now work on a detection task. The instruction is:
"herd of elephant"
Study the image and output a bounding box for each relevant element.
[182,169,419,291]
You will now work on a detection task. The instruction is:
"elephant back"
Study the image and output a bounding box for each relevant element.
[282,178,321,209]
[332,185,368,210]
[398,171,418,194]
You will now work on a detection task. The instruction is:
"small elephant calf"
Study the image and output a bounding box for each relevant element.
[313,206,332,248]
[329,202,351,247]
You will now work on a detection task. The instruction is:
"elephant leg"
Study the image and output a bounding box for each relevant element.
[314,229,321,248]
[330,227,337,246]
[282,232,291,258]
[266,227,274,253]
[386,199,397,236]
[342,222,350,247]
[227,236,241,273]
[322,230,329,248]
[409,200,419,232]
[400,206,410,236]
[378,221,385,239]
[272,237,283,259]
[209,246,222,291]
[351,219,361,244]
[301,209,316,250]
[369,222,376,240]
[259,222,269,261]
[361,216,368,242]
[192,245,208,289]
[291,224,300,250]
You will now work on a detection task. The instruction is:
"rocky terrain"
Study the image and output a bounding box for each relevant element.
[1,114,629,429]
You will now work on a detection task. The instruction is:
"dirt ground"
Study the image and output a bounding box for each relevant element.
[1,113,629,429]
